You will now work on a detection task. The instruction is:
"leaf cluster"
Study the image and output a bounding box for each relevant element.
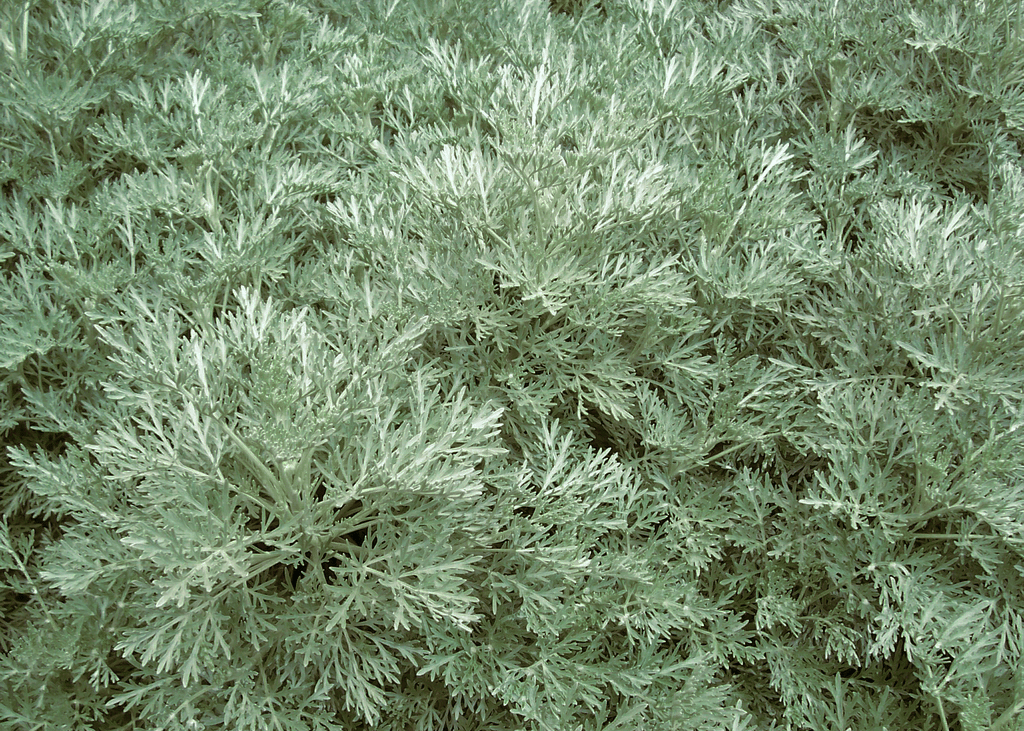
[2,0,1024,729]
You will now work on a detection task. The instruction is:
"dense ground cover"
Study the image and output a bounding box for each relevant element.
[1,0,1024,728]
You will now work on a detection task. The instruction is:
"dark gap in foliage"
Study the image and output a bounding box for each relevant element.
[512,504,534,520]
[549,0,607,19]
[2,415,72,462]
[287,557,308,590]
[583,409,618,454]
[343,524,369,549]
[840,213,870,255]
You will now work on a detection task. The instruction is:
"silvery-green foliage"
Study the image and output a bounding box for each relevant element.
[2,0,1024,729]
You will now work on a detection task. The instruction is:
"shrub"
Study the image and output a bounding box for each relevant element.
[2,0,1023,729]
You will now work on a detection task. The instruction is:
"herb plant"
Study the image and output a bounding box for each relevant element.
[1,0,1023,729]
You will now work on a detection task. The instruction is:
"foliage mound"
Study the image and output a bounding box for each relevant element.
[2,0,1024,729]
